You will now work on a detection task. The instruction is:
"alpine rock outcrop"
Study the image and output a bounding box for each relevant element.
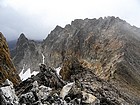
[11,16,140,104]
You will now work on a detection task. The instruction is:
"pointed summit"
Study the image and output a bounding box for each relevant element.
[19,33,27,39]
[18,33,28,41]
[11,32,43,73]
[16,33,28,46]
[50,25,63,35]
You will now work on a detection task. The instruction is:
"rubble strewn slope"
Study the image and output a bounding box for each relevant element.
[14,64,131,104]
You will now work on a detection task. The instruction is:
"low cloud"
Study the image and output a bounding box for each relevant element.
[0,0,140,41]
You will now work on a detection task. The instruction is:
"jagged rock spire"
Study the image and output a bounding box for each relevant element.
[16,33,28,46]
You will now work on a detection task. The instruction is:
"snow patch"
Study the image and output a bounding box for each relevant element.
[19,68,31,81]
[55,67,61,76]
[19,67,39,81]
[31,71,39,76]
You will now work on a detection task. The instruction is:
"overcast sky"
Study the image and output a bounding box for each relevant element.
[0,0,140,41]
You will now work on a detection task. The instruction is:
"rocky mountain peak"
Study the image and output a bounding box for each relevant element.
[44,25,63,42]
[70,16,122,29]
[11,33,43,73]
[0,32,20,86]
[55,25,63,30]
[16,33,28,46]
[10,17,140,104]
[19,33,27,40]
[49,25,63,35]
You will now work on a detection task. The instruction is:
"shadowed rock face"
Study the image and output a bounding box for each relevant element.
[0,32,20,86]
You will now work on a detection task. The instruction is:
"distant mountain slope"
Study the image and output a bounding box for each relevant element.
[7,39,17,50]
[0,32,20,86]
[11,16,140,103]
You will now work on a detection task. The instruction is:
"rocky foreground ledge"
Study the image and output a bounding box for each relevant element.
[0,63,135,105]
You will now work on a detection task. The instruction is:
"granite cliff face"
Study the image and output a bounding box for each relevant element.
[0,32,20,86]
[11,16,140,104]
